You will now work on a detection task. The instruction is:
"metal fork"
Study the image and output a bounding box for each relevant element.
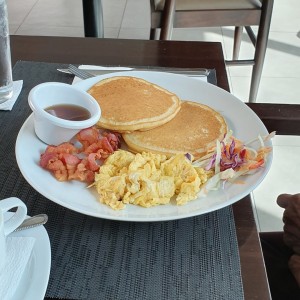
[67,64,211,79]
[68,64,95,80]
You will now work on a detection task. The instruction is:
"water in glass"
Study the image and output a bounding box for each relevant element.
[0,0,13,104]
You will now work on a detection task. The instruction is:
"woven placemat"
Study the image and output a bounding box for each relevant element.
[0,61,244,300]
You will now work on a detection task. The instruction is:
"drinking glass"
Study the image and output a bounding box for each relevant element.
[0,0,13,104]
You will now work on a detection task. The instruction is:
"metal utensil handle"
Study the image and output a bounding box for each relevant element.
[14,213,48,232]
[68,64,95,79]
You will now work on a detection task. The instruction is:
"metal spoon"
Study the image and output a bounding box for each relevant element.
[14,214,48,232]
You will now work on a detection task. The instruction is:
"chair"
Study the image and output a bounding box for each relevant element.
[150,0,274,103]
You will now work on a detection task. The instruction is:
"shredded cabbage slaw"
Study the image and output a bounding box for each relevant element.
[192,130,275,196]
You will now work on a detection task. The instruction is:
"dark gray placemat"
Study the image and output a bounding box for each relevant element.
[0,61,243,300]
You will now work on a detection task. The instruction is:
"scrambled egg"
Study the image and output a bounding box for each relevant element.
[94,150,209,210]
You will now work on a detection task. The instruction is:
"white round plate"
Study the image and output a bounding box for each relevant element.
[16,71,272,221]
[6,212,51,300]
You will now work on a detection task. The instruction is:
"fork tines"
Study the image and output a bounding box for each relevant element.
[68,64,95,80]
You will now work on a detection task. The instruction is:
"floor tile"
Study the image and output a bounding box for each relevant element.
[272,135,300,147]
[104,27,120,39]
[121,0,150,29]
[7,0,38,26]
[21,0,84,27]
[252,144,300,232]
[171,27,224,43]
[230,76,300,104]
[15,24,84,37]
[257,77,300,104]
[227,75,251,102]
[271,0,300,33]
[118,28,150,40]
[8,24,19,35]
[261,32,300,78]
[102,0,127,28]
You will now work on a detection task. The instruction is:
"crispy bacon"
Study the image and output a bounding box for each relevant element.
[43,142,78,154]
[83,137,114,157]
[39,126,120,183]
[76,127,99,150]
[103,132,121,150]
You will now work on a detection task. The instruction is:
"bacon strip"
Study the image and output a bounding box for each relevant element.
[39,126,120,183]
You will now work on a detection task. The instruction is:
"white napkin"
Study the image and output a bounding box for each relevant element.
[72,65,133,84]
[0,80,23,111]
[79,65,132,71]
[72,65,208,84]
[0,237,35,300]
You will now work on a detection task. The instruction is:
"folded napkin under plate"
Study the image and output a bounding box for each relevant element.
[0,237,35,300]
[0,80,23,111]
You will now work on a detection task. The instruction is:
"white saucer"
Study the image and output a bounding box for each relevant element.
[5,213,51,300]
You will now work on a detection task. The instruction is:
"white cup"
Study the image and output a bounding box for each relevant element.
[0,197,27,271]
[28,82,101,145]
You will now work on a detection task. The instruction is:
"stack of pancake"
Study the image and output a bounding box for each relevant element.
[88,76,227,159]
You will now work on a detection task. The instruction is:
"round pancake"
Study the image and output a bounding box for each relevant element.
[87,76,181,132]
[122,101,227,158]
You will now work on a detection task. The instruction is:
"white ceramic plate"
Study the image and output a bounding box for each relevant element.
[16,71,272,221]
[5,213,51,300]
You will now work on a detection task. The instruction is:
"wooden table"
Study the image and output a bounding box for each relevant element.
[10,35,293,300]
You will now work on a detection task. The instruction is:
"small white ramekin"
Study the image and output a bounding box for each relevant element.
[28,82,101,145]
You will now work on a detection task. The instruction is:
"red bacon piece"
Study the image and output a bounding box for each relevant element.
[76,127,99,150]
[103,132,121,150]
[44,142,77,154]
[39,126,120,183]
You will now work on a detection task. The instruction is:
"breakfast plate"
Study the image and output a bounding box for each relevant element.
[16,71,272,221]
[5,212,51,300]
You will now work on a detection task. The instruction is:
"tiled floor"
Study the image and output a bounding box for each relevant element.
[7,0,300,232]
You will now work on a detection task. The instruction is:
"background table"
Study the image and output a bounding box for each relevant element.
[9,35,274,299]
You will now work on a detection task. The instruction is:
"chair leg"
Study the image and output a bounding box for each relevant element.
[82,0,104,38]
[159,0,176,40]
[249,0,274,102]
[233,26,243,60]
[150,28,158,40]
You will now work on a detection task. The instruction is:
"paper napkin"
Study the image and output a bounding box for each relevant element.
[79,65,132,71]
[72,66,208,84]
[0,237,35,300]
[72,65,132,84]
[0,80,23,111]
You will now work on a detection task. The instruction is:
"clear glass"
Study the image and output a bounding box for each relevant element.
[0,0,13,104]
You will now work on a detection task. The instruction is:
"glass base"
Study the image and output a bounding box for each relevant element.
[0,84,13,104]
